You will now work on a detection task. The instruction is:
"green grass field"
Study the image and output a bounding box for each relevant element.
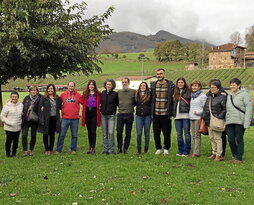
[1,92,254,204]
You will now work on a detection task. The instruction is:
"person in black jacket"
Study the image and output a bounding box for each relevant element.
[38,84,61,155]
[173,77,191,157]
[150,68,175,155]
[203,79,227,161]
[100,79,118,154]
[135,82,152,154]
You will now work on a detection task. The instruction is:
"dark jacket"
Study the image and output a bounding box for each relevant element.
[100,90,118,115]
[150,79,175,118]
[135,94,151,116]
[38,95,61,134]
[203,91,227,126]
[22,94,42,123]
[173,88,191,117]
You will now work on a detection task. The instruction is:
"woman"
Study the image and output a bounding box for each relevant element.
[225,78,252,163]
[38,84,61,155]
[22,85,42,156]
[173,77,191,157]
[1,91,23,157]
[203,79,227,161]
[82,80,101,154]
[135,82,152,154]
[100,79,118,154]
[189,80,207,157]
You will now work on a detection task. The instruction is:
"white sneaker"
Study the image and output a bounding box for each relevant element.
[182,154,188,157]
[163,149,169,155]
[176,153,182,157]
[155,149,162,155]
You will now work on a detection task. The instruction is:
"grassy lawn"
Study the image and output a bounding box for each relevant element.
[1,94,254,204]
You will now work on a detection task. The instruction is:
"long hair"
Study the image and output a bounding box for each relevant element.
[135,82,150,103]
[45,84,57,98]
[83,80,100,99]
[173,77,190,101]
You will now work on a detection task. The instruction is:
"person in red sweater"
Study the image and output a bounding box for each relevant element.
[56,82,83,154]
[82,80,101,154]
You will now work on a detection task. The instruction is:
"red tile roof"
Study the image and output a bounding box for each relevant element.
[210,43,245,52]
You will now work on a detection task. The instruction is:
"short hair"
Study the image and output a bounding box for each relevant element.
[122,77,130,83]
[157,68,165,72]
[104,79,116,89]
[230,78,241,85]
[10,91,19,98]
[29,85,39,93]
[191,80,202,89]
[68,81,75,87]
[209,79,221,89]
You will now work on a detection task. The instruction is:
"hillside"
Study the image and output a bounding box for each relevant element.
[96,30,212,53]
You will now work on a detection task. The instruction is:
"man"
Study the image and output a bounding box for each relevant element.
[56,81,83,154]
[116,77,136,154]
[151,68,175,155]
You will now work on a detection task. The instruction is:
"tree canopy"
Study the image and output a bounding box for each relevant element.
[0,0,114,85]
[245,26,254,51]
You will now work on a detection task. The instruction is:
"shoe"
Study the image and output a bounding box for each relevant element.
[208,154,216,160]
[45,151,51,155]
[155,149,162,155]
[108,151,116,155]
[191,154,200,158]
[22,151,29,157]
[55,151,61,155]
[87,147,92,154]
[229,159,243,164]
[137,147,141,154]
[71,151,76,155]
[215,156,223,161]
[182,154,188,157]
[11,154,16,157]
[176,153,182,156]
[6,154,11,158]
[90,148,96,154]
[102,151,109,155]
[124,149,128,154]
[28,150,34,156]
[163,149,169,155]
[144,146,148,153]
[117,148,123,154]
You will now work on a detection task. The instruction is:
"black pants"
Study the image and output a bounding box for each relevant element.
[22,121,38,151]
[116,113,134,151]
[85,107,97,148]
[153,115,172,150]
[6,131,20,156]
[221,130,227,157]
[43,116,56,151]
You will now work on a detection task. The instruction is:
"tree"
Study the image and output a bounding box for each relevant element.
[245,26,254,51]
[0,0,114,110]
[229,32,243,45]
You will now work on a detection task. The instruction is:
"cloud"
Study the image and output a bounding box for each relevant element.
[69,0,254,45]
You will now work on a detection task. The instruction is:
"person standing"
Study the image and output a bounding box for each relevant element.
[189,80,207,157]
[226,78,252,163]
[151,68,175,155]
[203,79,227,161]
[22,85,42,156]
[38,84,61,155]
[116,77,136,154]
[82,80,101,154]
[1,91,23,157]
[173,77,191,157]
[135,82,152,154]
[100,79,118,154]
[56,81,83,154]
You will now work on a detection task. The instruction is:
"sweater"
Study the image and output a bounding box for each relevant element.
[100,90,118,115]
[60,90,83,119]
[189,92,207,120]
[118,89,136,114]
[1,101,23,132]
[225,89,253,128]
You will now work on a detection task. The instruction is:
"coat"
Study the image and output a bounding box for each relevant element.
[225,89,253,128]
[38,96,61,134]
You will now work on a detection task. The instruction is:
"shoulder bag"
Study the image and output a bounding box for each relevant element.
[209,97,225,131]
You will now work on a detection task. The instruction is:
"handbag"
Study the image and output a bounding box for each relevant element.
[28,110,39,122]
[198,116,208,135]
[230,95,254,126]
[209,98,225,131]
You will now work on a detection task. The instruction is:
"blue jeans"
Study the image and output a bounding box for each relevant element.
[175,119,191,155]
[101,114,116,152]
[136,115,152,148]
[56,118,79,152]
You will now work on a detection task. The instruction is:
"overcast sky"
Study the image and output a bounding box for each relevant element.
[69,0,254,45]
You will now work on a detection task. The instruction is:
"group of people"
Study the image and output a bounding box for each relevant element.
[1,68,252,164]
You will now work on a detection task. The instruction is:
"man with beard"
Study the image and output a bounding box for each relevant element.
[116,77,136,154]
[151,68,175,155]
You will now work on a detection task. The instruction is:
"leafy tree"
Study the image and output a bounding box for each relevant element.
[229,32,243,45]
[0,0,114,110]
[245,26,254,51]
[137,53,149,61]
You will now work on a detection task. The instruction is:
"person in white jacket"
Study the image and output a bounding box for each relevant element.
[0,91,23,157]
